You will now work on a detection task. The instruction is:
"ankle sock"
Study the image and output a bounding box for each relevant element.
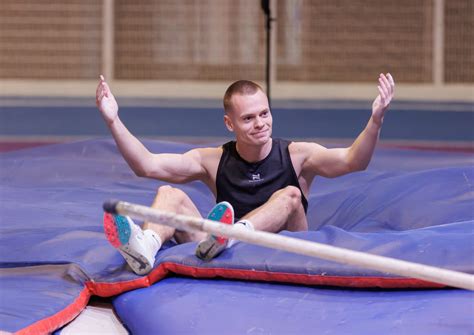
[144,229,162,255]
[227,219,254,248]
[235,219,254,231]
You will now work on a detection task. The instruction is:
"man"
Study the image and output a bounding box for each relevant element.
[96,74,395,275]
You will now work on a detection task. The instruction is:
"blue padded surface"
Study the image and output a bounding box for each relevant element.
[0,265,88,333]
[113,277,474,335]
[0,138,473,333]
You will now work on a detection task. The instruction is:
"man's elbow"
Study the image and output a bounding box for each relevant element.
[324,162,365,178]
[131,166,150,178]
[347,159,369,173]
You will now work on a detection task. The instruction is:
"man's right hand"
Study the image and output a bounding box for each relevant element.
[96,75,119,125]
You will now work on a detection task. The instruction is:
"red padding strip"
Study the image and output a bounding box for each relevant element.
[15,261,444,334]
[91,261,444,297]
[16,287,91,335]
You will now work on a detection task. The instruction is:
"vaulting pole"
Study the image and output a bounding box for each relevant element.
[103,200,474,290]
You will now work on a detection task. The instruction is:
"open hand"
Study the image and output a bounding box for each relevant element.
[95,75,119,125]
[372,73,395,125]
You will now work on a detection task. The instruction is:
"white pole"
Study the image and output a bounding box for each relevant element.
[104,200,474,291]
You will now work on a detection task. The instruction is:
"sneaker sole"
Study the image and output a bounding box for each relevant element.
[103,213,152,275]
[118,247,152,276]
[103,212,131,248]
[195,201,234,261]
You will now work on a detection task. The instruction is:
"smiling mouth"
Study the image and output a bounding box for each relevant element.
[252,129,269,136]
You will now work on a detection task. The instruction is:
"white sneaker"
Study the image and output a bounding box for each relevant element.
[195,202,234,261]
[103,213,160,275]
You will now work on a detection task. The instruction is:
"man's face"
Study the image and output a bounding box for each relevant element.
[224,90,273,146]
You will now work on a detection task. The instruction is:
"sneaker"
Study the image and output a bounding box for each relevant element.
[195,201,234,261]
[103,213,158,275]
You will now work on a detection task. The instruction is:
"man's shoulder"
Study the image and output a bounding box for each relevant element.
[192,146,224,166]
[288,141,326,161]
[288,140,313,151]
[186,146,224,180]
[191,145,224,157]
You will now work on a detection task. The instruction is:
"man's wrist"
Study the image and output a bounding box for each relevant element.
[370,114,383,129]
[106,115,120,128]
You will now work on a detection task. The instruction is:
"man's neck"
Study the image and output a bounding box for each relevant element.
[236,138,273,163]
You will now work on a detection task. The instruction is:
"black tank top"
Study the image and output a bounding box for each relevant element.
[216,138,308,219]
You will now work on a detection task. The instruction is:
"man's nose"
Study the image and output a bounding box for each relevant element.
[254,117,264,128]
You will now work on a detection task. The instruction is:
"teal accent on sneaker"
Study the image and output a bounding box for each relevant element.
[195,201,234,261]
[208,202,229,220]
[114,215,131,245]
[103,212,154,275]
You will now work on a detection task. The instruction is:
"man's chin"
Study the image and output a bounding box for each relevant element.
[252,133,271,144]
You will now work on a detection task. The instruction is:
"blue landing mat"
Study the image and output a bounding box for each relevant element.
[0,138,473,334]
[114,277,474,335]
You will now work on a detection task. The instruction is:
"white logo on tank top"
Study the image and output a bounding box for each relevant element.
[249,173,263,183]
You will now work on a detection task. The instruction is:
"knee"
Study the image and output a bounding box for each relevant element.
[152,185,199,218]
[275,186,302,209]
[157,184,174,195]
[155,185,187,202]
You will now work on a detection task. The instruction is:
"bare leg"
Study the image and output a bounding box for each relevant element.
[143,185,207,244]
[241,186,308,233]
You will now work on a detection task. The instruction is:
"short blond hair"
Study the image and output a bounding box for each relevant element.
[223,80,264,114]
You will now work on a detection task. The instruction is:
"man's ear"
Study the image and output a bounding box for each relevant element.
[224,114,234,132]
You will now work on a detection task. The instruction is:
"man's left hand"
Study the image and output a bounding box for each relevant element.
[372,73,395,126]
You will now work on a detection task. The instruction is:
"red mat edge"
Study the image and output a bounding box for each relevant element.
[12,261,445,335]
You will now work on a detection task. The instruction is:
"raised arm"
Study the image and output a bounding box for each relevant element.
[343,73,395,171]
[295,73,395,179]
[95,75,212,183]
